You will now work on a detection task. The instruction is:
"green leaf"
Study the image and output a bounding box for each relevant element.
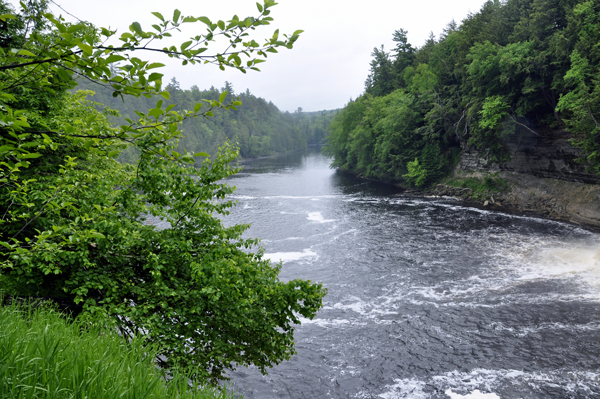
[131,22,143,36]
[217,20,225,30]
[106,54,126,63]
[180,40,192,51]
[147,62,165,70]
[17,49,36,57]
[151,11,165,21]
[160,91,170,100]
[194,102,202,112]
[198,16,212,26]
[77,43,93,55]
[256,2,263,12]
[148,72,163,82]
[194,152,209,157]
[20,153,42,159]
[0,92,16,101]
[173,9,181,23]
[56,68,71,81]
[219,91,227,103]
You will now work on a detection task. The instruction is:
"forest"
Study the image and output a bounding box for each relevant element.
[325,0,600,187]
[76,77,337,164]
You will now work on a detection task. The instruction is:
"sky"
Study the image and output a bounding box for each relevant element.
[9,0,489,112]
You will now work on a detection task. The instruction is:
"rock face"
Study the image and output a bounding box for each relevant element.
[449,129,600,229]
[457,128,600,184]
[430,174,600,230]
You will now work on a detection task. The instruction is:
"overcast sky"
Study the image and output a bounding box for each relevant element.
[10,0,488,112]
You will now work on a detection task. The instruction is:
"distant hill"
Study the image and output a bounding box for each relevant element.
[75,78,339,164]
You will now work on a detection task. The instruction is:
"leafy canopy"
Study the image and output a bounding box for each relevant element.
[326,0,600,185]
[0,0,325,385]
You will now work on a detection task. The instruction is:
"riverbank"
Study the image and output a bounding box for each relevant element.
[343,167,600,231]
[405,169,600,231]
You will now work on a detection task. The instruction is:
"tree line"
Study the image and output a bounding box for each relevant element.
[325,0,600,186]
[76,77,338,164]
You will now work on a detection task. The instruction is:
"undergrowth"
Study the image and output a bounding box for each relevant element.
[0,300,239,399]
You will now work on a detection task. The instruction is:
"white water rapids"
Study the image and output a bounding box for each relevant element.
[214,149,600,398]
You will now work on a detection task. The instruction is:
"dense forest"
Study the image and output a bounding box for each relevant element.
[325,0,600,187]
[76,78,337,164]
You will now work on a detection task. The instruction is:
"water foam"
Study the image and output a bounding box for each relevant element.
[307,211,335,223]
[379,368,600,399]
[325,295,399,320]
[434,368,600,397]
[296,316,363,328]
[445,389,500,399]
[263,249,317,263]
[377,378,428,399]
[264,195,339,200]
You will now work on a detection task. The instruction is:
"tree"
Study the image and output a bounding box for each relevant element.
[364,45,394,97]
[390,29,415,88]
[0,0,326,385]
[556,0,600,173]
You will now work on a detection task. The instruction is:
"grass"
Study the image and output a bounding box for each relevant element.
[0,300,239,399]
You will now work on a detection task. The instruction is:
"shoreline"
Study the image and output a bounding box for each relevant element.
[341,168,600,232]
[234,147,311,165]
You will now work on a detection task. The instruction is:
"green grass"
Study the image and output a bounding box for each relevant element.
[0,300,239,399]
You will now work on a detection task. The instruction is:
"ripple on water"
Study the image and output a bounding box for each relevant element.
[222,150,600,398]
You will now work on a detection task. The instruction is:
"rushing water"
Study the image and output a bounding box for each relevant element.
[220,148,600,399]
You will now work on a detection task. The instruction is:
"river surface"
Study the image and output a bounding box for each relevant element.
[221,148,600,399]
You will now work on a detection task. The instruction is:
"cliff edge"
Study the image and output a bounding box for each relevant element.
[433,128,600,230]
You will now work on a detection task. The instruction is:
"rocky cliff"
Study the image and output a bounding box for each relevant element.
[444,128,600,230]
[458,128,600,185]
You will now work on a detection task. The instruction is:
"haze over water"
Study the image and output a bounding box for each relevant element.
[224,148,600,398]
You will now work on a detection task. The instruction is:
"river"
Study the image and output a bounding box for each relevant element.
[222,148,600,398]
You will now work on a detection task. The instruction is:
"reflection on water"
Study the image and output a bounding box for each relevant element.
[223,147,600,398]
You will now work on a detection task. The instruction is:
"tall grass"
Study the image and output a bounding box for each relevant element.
[0,301,238,399]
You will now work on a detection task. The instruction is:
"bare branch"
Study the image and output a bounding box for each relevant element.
[509,114,539,136]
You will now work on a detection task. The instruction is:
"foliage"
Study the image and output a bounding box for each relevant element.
[556,0,600,173]
[326,0,600,185]
[76,78,337,163]
[364,46,394,97]
[403,158,427,186]
[0,0,326,385]
[325,90,425,182]
[0,301,238,399]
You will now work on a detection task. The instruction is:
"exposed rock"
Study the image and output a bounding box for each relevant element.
[341,126,600,230]
[457,128,600,184]
[450,127,600,229]
[427,172,600,230]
